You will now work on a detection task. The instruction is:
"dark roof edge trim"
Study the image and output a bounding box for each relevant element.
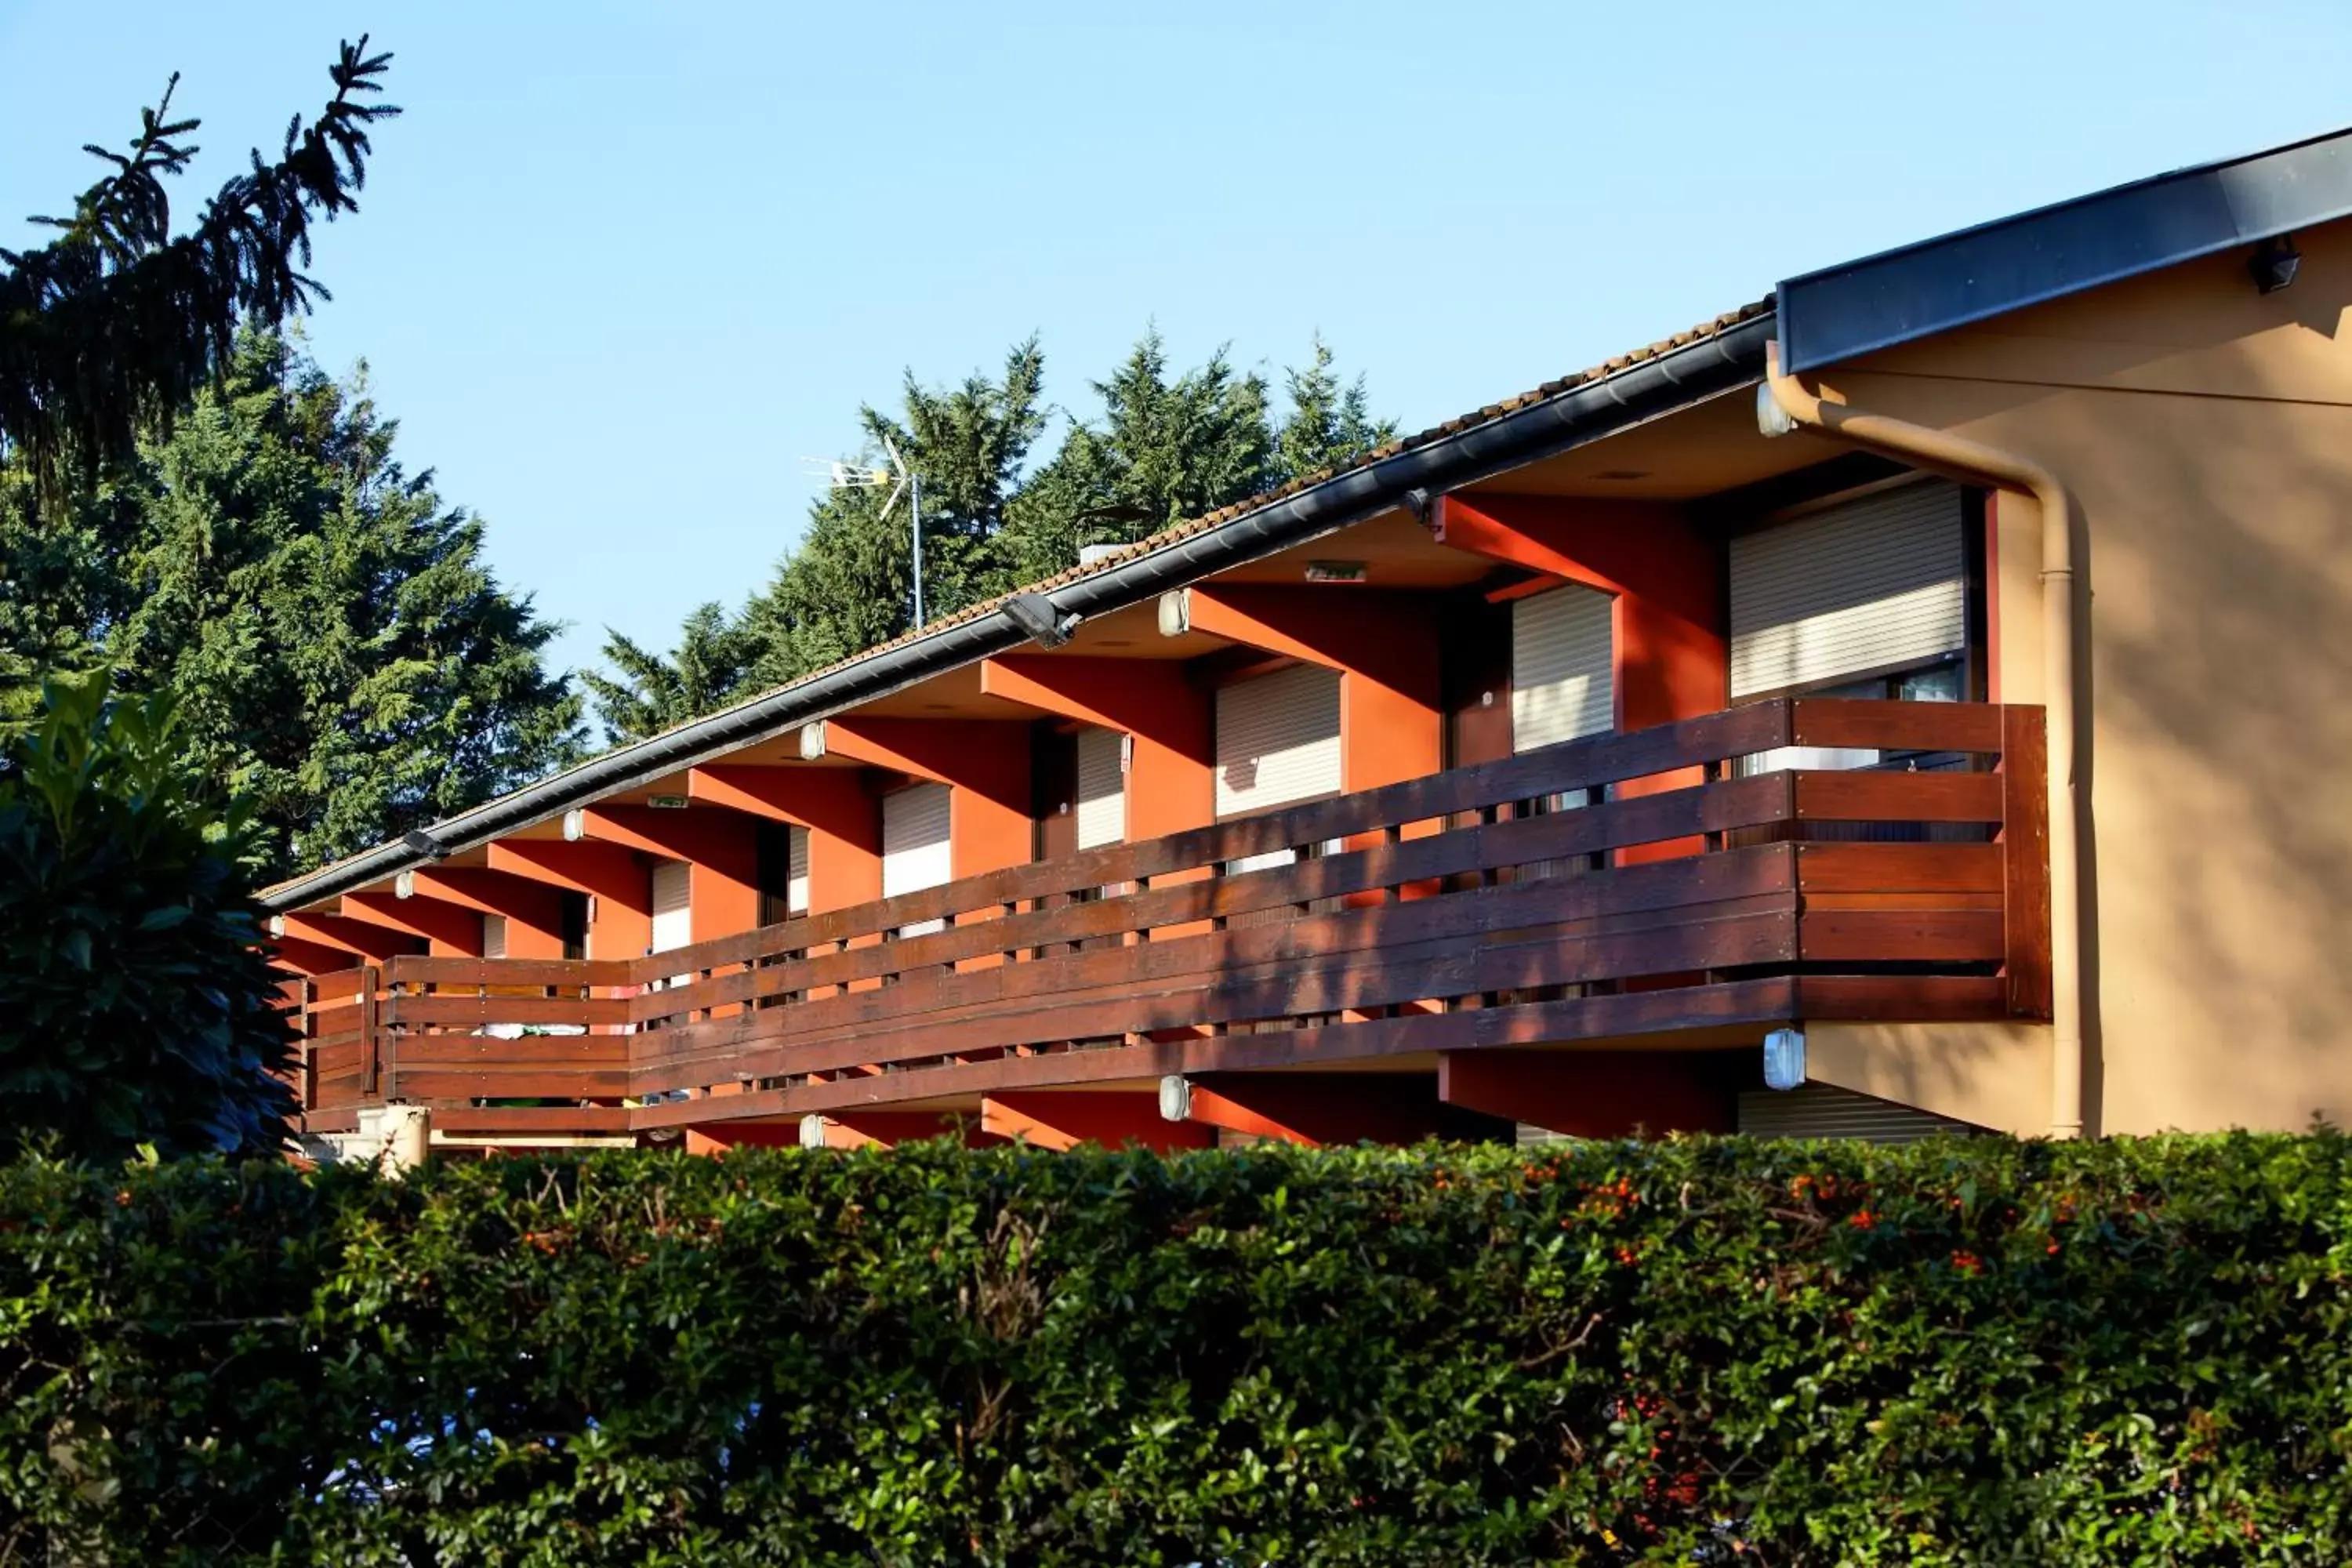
[1780,123,2352,372]
[261,310,1774,914]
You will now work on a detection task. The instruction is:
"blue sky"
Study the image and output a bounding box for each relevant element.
[7,1,2352,679]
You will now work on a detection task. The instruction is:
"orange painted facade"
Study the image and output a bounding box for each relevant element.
[404,869,569,960]
[1185,586,1444,793]
[979,656,1214,840]
[687,764,883,913]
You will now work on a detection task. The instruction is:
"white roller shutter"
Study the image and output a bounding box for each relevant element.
[884,782,952,935]
[1215,663,1341,818]
[1730,481,1966,699]
[649,858,691,953]
[481,913,508,960]
[786,825,810,916]
[1512,585,1614,751]
[1075,728,1127,849]
[1737,1083,1980,1144]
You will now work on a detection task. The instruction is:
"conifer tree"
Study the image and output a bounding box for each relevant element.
[0,331,583,880]
[0,39,398,506]
[586,332,1391,743]
[581,604,757,745]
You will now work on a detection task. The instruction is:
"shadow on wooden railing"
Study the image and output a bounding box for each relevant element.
[279,698,2050,1139]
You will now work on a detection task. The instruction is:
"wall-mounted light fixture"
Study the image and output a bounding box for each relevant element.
[1762,1026,1806,1092]
[2250,234,2300,295]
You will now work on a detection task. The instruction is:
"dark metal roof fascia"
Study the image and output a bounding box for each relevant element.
[1780,124,2352,372]
[260,309,1773,913]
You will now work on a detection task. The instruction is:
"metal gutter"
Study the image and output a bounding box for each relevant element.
[262,308,1774,913]
[1780,122,2352,372]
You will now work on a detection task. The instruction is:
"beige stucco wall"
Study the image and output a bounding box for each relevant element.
[1815,223,2352,1134]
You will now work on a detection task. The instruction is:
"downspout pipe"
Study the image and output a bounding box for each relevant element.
[1759,341,2085,1140]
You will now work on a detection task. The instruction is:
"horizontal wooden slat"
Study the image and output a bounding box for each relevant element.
[386,956,607,988]
[390,1036,630,1067]
[1790,698,2005,753]
[1794,842,2002,894]
[1793,770,2003,823]
[1799,909,2005,963]
[384,995,632,1027]
[430,1105,633,1135]
[388,1069,632,1101]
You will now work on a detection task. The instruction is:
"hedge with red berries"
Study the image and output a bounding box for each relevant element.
[3,1131,2348,1564]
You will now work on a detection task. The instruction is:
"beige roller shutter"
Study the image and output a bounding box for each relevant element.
[884,782,952,935]
[1737,1083,1980,1144]
[1512,584,1614,751]
[1215,663,1341,818]
[649,858,692,953]
[786,825,810,916]
[481,913,508,960]
[1730,481,1966,699]
[1075,728,1126,849]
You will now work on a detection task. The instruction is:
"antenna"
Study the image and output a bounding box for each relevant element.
[803,441,924,626]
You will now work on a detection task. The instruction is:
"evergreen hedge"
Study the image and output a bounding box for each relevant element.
[2,1133,2347,1564]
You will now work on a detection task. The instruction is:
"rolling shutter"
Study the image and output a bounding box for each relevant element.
[481,913,508,960]
[1215,663,1341,818]
[1512,585,1614,751]
[649,858,691,953]
[1737,1083,1980,1144]
[786,825,810,916]
[1075,728,1126,849]
[884,782,952,935]
[1730,481,1966,699]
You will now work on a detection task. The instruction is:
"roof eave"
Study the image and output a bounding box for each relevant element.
[260,305,1775,914]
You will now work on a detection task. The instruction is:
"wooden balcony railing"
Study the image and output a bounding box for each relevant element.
[280,699,2049,1142]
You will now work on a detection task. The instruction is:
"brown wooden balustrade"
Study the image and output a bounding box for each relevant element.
[278,699,2050,1142]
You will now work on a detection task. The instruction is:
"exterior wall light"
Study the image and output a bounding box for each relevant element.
[798,721,829,761]
[799,1114,830,1149]
[561,808,586,842]
[394,870,416,900]
[1156,588,1192,638]
[1763,1026,1807,1092]
[1003,591,1082,648]
[1158,1073,1193,1122]
[2250,234,2300,295]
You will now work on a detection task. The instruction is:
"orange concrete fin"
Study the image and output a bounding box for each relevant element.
[405,869,567,958]
[486,840,652,961]
[1437,1050,1736,1138]
[816,1110,996,1149]
[688,764,883,914]
[576,806,759,942]
[1178,1072,1503,1147]
[981,656,1214,839]
[684,1123,800,1156]
[277,912,420,964]
[1432,494,1726,733]
[982,1091,1214,1152]
[1184,586,1443,792]
[269,934,368,976]
[823,717,1033,876]
[339,890,485,955]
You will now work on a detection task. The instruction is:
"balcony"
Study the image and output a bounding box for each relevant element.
[281,699,2049,1145]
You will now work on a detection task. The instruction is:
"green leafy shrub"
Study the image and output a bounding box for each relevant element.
[3,1133,2348,1564]
[0,676,296,1159]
